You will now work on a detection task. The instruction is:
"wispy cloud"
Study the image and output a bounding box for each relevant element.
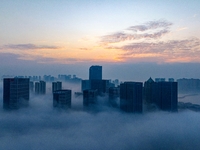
[100,20,200,63]
[112,38,200,62]
[3,44,60,50]
[177,27,188,31]
[127,20,172,32]
[101,20,172,44]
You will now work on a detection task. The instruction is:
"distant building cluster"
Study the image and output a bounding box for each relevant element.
[1,74,82,83]
[177,78,200,93]
[6,65,200,113]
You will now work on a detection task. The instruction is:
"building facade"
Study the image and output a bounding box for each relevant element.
[52,81,62,93]
[89,65,102,80]
[3,78,30,109]
[83,89,98,106]
[35,81,46,94]
[144,78,178,112]
[120,82,143,113]
[108,86,120,107]
[53,90,71,108]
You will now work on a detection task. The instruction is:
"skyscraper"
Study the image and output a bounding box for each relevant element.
[144,78,178,112]
[157,82,177,111]
[3,78,30,109]
[53,90,71,108]
[90,79,110,94]
[108,86,120,107]
[52,81,62,93]
[83,89,98,106]
[35,81,46,94]
[120,82,143,113]
[89,65,102,80]
[81,80,91,91]
[29,81,34,92]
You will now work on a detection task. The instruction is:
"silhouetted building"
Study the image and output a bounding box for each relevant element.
[155,78,165,82]
[82,79,110,94]
[144,78,178,112]
[35,81,46,94]
[157,82,177,111]
[3,78,29,109]
[90,79,110,94]
[120,82,143,113]
[83,89,98,106]
[108,86,120,107]
[144,77,155,104]
[35,82,40,94]
[177,78,200,93]
[81,80,91,91]
[53,90,71,108]
[168,78,174,82]
[29,81,34,92]
[89,65,102,80]
[52,81,62,93]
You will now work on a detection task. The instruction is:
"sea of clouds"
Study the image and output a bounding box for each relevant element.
[0,82,200,150]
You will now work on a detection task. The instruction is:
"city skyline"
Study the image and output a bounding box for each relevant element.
[0,1,200,81]
[1,66,200,149]
[1,1,200,149]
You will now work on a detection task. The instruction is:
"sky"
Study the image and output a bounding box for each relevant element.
[0,0,200,80]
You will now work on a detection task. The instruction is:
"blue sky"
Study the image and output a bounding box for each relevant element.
[0,0,200,80]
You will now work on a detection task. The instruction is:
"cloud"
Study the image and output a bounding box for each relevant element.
[127,20,172,32]
[1,83,200,149]
[107,37,200,62]
[101,20,172,44]
[3,44,60,50]
[177,27,188,31]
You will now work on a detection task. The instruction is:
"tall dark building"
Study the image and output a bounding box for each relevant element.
[144,78,178,112]
[52,81,62,93]
[143,77,155,104]
[82,79,110,94]
[90,79,109,94]
[108,86,120,107]
[81,80,91,91]
[89,65,102,80]
[157,82,177,111]
[83,89,98,106]
[3,78,30,109]
[35,81,46,94]
[29,81,34,92]
[120,82,143,113]
[53,90,71,108]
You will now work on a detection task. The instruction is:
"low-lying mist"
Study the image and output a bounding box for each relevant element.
[1,82,200,149]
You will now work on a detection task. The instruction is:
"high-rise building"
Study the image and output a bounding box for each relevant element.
[89,65,102,80]
[83,89,98,106]
[120,82,143,113]
[144,78,178,112]
[157,82,177,111]
[35,82,40,94]
[29,81,34,92]
[52,81,62,93]
[3,78,29,109]
[53,90,71,108]
[81,80,91,91]
[82,79,110,94]
[108,86,120,107]
[90,79,110,94]
[35,81,46,94]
